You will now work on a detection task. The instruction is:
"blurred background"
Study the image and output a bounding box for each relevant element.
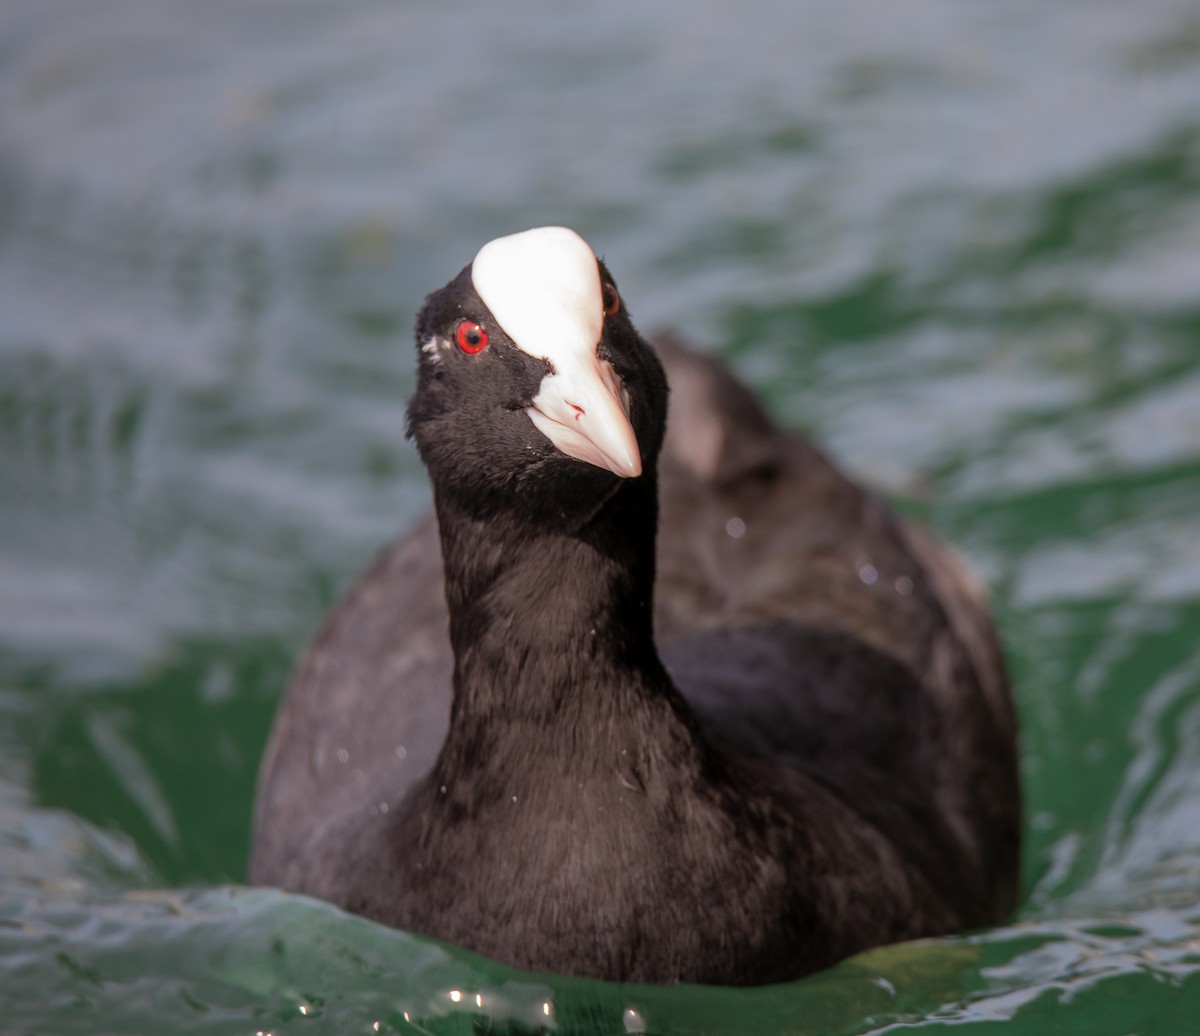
[3,0,1200,1032]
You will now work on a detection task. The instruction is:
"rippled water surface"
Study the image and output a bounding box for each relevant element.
[3,1,1200,1032]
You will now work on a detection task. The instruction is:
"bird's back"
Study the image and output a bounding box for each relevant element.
[652,337,1019,918]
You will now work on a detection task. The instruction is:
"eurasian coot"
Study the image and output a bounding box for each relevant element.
[250,226,1020,986]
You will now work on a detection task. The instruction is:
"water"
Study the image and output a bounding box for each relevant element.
[3,0,1200,1031]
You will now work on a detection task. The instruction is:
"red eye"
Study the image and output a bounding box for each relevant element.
[602,283,620,317]
[455,321,488,354]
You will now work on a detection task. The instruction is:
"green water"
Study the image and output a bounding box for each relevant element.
[3,1,1200,1032]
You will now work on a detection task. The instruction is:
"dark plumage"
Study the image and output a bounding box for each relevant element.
[249,228,1020,986]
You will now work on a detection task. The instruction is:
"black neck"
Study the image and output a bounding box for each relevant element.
[429,469,697,785]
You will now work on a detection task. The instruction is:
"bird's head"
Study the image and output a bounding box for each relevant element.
[407,227,667,518]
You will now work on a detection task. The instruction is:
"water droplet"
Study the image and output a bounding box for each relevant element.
[623,1006,647,1033]
[725,516,746,539]
[336,747,350,764]
[542,1000,553,1018]
[858,563,878,585]
[395,744,408,760]
[378,802,389,814]
[511,795,518,803]
[895,575,913,596]
[475,993,483,1007]
[440,785,448,795]
[298,1004,308,1016]
[449,989,463,1003]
